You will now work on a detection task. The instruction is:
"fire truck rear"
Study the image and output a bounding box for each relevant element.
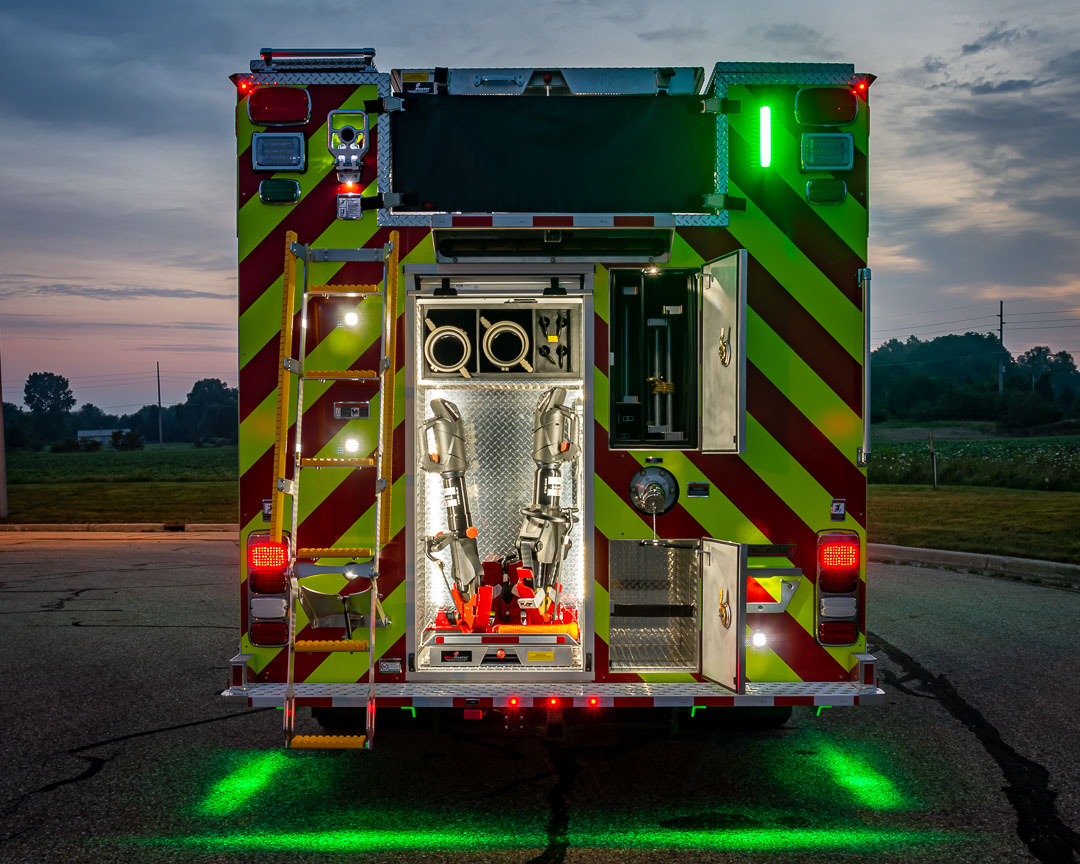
[223,47,883,748]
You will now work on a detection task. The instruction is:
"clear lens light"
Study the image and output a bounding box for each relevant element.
[752,631,767,649]
[343,311,359,328]
[344,438,360,453]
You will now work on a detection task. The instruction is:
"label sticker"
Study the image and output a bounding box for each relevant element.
[443,487,460,507]
[527,651,555,662]
[440,650,472,663]
[545,477,563,497]
[378,658,403,674]
[261,499,272,522]
[547,335,559,343]
[830,498,846,521]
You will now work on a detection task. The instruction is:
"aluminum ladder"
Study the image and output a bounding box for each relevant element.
[269,230,400,749]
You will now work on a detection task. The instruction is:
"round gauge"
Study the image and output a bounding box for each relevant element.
[629,466,679,516]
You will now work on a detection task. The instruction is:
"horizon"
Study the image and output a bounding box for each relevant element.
[1,1,1078,409]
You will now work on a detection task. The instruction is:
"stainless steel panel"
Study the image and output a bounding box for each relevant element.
[701,538,745,693]
[608,540,698,672]
[701,250,746,453]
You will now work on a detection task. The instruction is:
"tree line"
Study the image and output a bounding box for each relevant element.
[3,373,238,450]
[872,333,1080,428]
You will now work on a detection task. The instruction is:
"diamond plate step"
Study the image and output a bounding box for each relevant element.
[301,370,378,380]
[296,546,373,559]
[309,283,380,295]
[299,457,376,467]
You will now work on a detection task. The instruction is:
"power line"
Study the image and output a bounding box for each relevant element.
[872,315,998,334]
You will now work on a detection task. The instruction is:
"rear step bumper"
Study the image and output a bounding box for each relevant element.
[223,680,885,708]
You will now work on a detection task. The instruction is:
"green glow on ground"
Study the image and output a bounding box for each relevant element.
[817,743,911,810]
[142,827,954,853]
[195,752,289,816]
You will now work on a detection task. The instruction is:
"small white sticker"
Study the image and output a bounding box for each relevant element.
[830,498,846,521]
[262,499,273,522]
[443,487,460,508]
[545,477,562,498]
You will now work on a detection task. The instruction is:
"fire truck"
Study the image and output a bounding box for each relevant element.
[223,47,883,748]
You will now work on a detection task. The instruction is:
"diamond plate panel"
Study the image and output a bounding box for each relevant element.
[708,62,856,91]
[243,72,388,87]
[414,381,586,638]
[608,541,699,671]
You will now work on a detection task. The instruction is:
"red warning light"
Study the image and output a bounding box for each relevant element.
[248,541,288,571]
[508,697,519,708]
[549,698,558,707]
[588,697,599,707]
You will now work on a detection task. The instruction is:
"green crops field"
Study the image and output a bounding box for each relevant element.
[868,436,1080,491]
[4,445,238,484]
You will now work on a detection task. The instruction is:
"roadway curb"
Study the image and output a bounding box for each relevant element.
[868,543,1080,589]
[0,523,239,533]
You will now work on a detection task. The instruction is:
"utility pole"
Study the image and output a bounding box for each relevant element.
[156,361,164,448]
[998,300,1004,394]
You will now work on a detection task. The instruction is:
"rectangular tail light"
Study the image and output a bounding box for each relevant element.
[819,535,859,571]
[801,133,853,171]
[248,87,311,126]
[819,568,859,593]
[250,569,288,594]
[250,619,288,646]
[252,133,305,172]
[819,621,858,645]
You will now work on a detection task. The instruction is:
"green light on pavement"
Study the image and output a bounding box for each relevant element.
[818,743,910,810]
[196,752,288,816]
[760,106,772,167]
[142,827,953,854]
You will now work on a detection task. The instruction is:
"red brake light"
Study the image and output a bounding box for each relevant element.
[819,542,859,570]
[819,621,858,645]
[249,541,288,572]
[248,87,311,126]
[250,569,288,594]
[250,620,288,646]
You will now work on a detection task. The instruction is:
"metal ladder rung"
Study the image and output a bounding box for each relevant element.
[309,284,381,295]
[290,734,368,749]
[294,639,369,652]
[301,370,379,380]
[296,546,373,558]
[299,457,376,468]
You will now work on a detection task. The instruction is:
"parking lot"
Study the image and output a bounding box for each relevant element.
[1,531,1077,863]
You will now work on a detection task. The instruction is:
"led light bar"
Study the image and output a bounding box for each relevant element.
[252,132,306,172]
[801,133,853,172]
[759,105,771,167]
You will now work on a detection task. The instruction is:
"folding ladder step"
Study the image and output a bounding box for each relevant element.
[296,546,373,559]
[299,457,376,468]
[294,639,370,652]
[309,284,381,296]
[301,369,379,381]
[290,734,368,749]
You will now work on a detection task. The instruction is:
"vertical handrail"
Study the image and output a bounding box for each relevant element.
[271,231,299,543]
[857,267,872,467]
[376,231,400,549]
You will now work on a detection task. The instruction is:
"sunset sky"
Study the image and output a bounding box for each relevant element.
[1,0,1078,411]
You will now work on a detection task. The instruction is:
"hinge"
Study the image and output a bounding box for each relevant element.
[277,477,296,495]
[701,97,740,114]
[283,358,300,374]
[586,652,592,672]
[382,96,404,113]
[704,193,746,212]
[289,241,308,260]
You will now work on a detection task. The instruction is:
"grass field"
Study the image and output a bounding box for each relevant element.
[4,481,237,524]
[868,436,1080,491]
[3,446,1078,565]
[4,445,238,483]
[867,485,1080,564]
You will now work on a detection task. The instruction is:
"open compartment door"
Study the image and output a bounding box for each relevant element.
[700,538,746,693]
[701,250,746,453]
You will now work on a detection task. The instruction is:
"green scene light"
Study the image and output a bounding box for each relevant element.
[195,752,288,816]
[759,106,772,167]
[137,827,956,854]
[817,743,911,810]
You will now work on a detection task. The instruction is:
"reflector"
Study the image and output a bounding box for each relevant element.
[249,541,288,571]
[250,619,288,646]
[248,87,311,126]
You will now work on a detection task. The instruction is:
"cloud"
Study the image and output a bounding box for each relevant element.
[0,277,231,302]
[961,23,1028,55]
[636,25,707,43]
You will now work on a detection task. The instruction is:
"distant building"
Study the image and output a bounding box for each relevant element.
[77,429,129,447]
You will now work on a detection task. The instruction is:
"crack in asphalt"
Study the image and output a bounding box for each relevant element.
[0,708,272,841]
[526,744,581,864]
[870,630,1080,864]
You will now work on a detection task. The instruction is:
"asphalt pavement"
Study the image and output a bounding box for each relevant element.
[1,532,1077,864]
